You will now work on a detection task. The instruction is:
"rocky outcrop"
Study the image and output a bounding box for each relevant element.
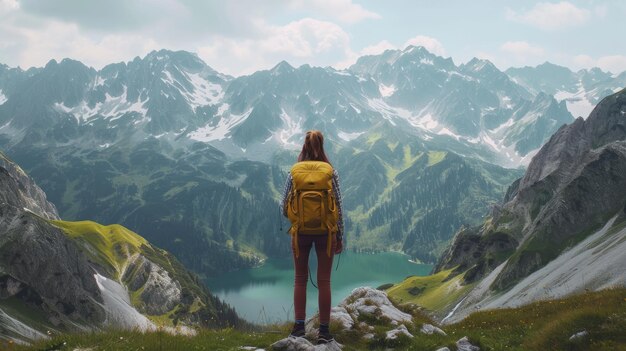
[456,336,480,351]
[122,254,182,315]
[438,88,626,280]
[428,89,626,328]
[304,287,413,337]
[434,88,626,321]
[0,153,106,340]
[0,151,244,342]
[0,152,58,220]
[270,287,442,350]
[271,337,342,351]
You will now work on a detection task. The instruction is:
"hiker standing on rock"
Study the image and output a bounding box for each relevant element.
[281,130,344,345]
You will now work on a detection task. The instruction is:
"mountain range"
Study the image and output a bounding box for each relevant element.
[391,87,626,323]
[1,46,624,276]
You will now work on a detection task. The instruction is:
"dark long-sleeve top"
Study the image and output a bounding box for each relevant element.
[280,169,344,240]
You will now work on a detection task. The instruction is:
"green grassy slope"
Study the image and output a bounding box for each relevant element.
[15,288,626,351]
[50,219,244,329]
[386,267,475,313]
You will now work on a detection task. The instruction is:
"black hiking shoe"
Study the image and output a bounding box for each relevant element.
[289,323,305,338]
[317,329,335,344]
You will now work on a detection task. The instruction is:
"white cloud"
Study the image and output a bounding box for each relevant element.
[573,54,595,68]
[403,35,446,56]
[574,54,626,74]
[2,18,160,69]
[0,0,18,14]
[596,56,626,74]
[198,18,352,76]
[500,41,544,57]
[289,0,380,23]
[359,40,396,56]
[507,1,590,30]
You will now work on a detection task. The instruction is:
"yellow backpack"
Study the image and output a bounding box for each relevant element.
[286,161,339,257]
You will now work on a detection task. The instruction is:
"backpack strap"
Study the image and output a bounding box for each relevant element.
[290,224,300,258]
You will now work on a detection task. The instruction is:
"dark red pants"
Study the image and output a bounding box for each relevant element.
[292,234,336,324]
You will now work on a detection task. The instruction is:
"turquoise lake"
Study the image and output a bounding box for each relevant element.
[206,251,432,324]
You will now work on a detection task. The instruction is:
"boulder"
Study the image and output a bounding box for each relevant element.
[385,324,413,340]
[569,330,588,341]
[339,287,412,325]
[420,323,446,336]
[305,287,413,334]
[456,336,480,351]
[271,337,342,351]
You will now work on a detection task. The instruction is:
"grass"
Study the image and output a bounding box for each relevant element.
[10,288,626,351]
[427,151,447,167]
[386,267,475,312]
[51,220,147,278]
[446,287,626,351]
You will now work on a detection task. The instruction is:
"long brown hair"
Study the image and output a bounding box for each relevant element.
[297,130,331,164]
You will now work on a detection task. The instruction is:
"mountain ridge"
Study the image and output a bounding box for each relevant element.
[408,88,626,322]
[0,151,244,343]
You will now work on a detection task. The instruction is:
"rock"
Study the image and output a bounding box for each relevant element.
[362,333,375,340]
[569,330,588,341]
[434,89,626,292]
[239,346,265,351]
[420,323,447,336]
[339,287,413,326]
[270,337,342,351]
[385,324,413,340]
[435,348,450,351]
[329,306,354,330]
[271,337,315,351]
[123,255,182,315]
[305,287,413,335]
[356,304,378,317]
[456,336,480,351]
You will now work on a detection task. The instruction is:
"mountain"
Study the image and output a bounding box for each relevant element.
[394,88,626,322]
[333,124,523,261]
[0,151,243,343]
[0,47,588,276]
[348,48,574,166]
[507,62,626,119]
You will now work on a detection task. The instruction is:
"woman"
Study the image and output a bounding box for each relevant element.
[281,130,344,345]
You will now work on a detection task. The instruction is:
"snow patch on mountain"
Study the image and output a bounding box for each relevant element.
[366,98,398,125]
[183,72,224,108]
[94,273,155,331]
[94,75,106,87]
[437,128,461,140]
[53,86,150,123]
[554,85,595,119]
[0,89,7,105]
[338,130,364,141]
[499,95,513,109]
[275,109,303,147]
[349,103,361,114]
[162,69,223,110]
[188,108,253,142]
[379,84,396,97]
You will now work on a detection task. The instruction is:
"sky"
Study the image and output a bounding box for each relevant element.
[0,0,624,76]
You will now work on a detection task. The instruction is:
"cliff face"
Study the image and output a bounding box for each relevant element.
[0,152,106,340]
[434,88,626,316]
[0,152,243,343]
[0,153,59,220]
